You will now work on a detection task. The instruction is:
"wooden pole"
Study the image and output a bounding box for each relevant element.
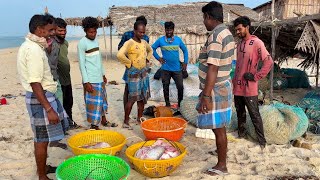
[316,56,319,87]
[102,20,108,61]
[269,0,276,101]
[110,26,113,58]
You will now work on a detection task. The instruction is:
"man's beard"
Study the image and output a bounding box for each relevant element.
[56,35,65,41]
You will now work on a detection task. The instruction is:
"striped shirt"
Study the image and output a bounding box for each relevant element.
[77,37,105,83]
[198,24,235,90]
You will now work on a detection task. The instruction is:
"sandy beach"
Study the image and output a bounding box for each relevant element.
[0,36,320,180]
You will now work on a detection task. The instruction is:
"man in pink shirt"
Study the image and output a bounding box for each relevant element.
[233,16,273,149]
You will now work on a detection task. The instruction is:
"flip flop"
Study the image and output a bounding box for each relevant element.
[208,149,218,155]
[122,123,133,130]
[49,142,68,150]
[101,121,118,127]
[204,167,229,176]
[46,165,57,174]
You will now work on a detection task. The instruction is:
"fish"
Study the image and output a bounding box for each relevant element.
[79,142,111,149]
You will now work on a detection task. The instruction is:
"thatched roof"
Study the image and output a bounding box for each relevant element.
[251,18,320,68]
[109,2,259,35]
[65,16,112,28]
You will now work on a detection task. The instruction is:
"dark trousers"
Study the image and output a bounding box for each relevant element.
[161,70,184,107]
[61,84,74,124]
[234,96,266,146]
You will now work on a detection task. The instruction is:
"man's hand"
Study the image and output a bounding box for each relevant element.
[84,82,93,93]
[196,96,213,114]
[103,75,108,84]
[47,108,59,124]
[159,57,166,64]
[243,72,255,81]
[182,63,187,71]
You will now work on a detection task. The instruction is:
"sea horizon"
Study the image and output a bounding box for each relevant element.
[0,36,84,50]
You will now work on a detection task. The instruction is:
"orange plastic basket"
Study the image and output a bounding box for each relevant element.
[141,117,187,141]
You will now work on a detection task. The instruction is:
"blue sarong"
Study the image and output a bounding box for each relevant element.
[197,80,233,129]
[85,83,108,125]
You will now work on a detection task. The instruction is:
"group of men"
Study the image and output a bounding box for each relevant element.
[17,1,273,179]
[116,1,273,176]
[117,17,189,129]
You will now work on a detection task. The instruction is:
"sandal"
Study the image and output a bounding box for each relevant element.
[204,167,229,176]
[122,123,133,130]
[49,141,68,150]
[46,165,57,174]
[101,121,118,127]
[90,125,100,130]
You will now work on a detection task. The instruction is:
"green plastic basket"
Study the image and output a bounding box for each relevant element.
[56,154,130,180]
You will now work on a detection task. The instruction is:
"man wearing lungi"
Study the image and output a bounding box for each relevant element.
[117,21,153,130]
[78,17,118,130]
[197,1,235,176]
[118,16,150,118]
[233,16,273,149]
[17,14,69,180]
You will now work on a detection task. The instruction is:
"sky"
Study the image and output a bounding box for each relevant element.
[0,0,268,37]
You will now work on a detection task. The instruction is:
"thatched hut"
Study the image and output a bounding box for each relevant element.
[253,0,320,20]
[64,16,112,28]
[109,2,259,63]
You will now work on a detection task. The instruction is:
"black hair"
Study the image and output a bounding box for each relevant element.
[202,1,223,23]
[29,14,55,33]
[134,20,146,30]
[136,15,147,25]
[233,16,251,27]
[82,16,99,31]
[164,21,175,29]
[55,18,67,28]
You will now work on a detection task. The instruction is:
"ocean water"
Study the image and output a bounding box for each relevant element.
[0,36,81,49]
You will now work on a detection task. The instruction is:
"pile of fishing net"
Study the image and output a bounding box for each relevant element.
[149,64,201,103]
[246,102,309,144]
[297,89,320,134]
[281,68,311,88]
[180,96,238,132]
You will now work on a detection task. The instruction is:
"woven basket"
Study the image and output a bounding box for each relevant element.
[141,117,187,141]
[56,154,130,180]
[125,140,187,178]
[67,130,126,155]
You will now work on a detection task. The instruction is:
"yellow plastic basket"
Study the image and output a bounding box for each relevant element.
[125,140,187,178]
[67,130,126,155]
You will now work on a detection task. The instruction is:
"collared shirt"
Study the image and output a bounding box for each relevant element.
[46,38,60,81]
[77,37,105,83]
[17,38,57,93]
[57,40,71,86]
[198,24,236,90]
[118,30,149,50]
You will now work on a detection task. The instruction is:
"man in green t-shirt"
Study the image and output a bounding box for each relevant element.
[55,18,79,129]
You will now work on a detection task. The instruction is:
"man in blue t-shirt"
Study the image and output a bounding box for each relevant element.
[118,16,150,113]
[152,21,188,107]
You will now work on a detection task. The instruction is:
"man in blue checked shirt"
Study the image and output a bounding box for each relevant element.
[118,16,150,114]
[152,21,188,107]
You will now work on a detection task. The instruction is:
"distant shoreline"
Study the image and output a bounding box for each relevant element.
[0,35,120,50]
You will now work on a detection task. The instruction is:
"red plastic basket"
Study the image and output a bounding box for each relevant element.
[140,117,187,141]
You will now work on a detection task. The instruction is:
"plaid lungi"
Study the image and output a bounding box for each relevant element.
[197,80,233,129]
[25,91,69,142]
[85,83,108,125]
[127,67,150,104]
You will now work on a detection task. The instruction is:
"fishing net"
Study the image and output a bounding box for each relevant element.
[246,102,308,144]
[281,68,311,88]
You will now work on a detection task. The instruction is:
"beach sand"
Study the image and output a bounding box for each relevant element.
[0,36,320,180]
